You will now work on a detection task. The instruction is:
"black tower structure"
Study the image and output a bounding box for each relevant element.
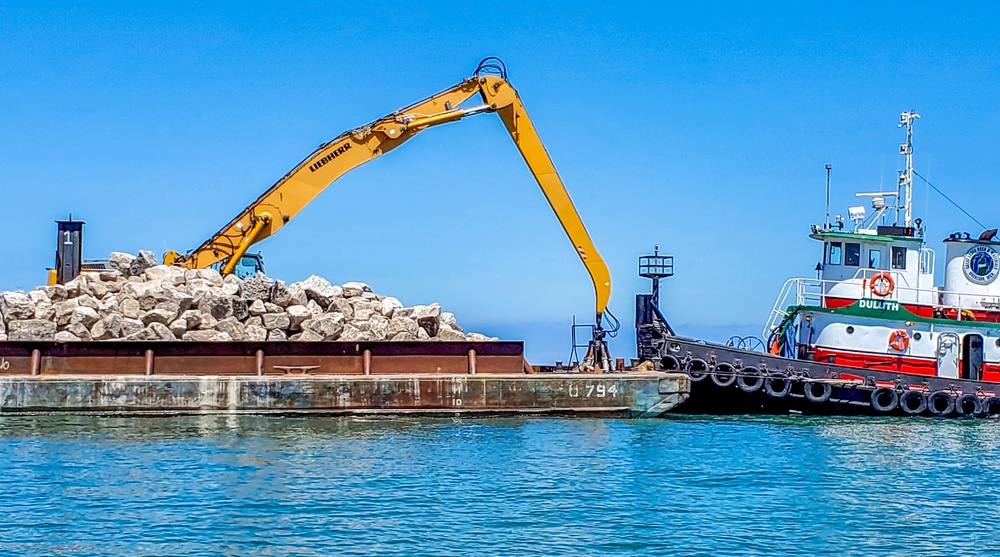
[55,218,84,285]
[636,245,676,362]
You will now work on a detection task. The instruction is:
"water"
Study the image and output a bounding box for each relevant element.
[0,415,998,556]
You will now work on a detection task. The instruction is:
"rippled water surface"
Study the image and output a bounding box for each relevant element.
[1,414,999,556]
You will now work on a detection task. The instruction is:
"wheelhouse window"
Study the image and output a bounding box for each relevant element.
[869,249,882,269]
[892,246,907,270]
[828,242,842,265]
[845,243,861,267]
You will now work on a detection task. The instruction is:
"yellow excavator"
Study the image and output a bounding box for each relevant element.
[164,58,614,368]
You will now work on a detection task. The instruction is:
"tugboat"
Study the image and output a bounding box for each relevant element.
[637,111,1000,417]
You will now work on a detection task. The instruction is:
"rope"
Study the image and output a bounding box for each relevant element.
[913,170,987,229]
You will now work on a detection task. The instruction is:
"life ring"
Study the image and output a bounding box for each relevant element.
[870,272,895,297]
[888,329,910,352]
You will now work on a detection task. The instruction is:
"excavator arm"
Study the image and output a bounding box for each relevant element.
[165,58,612,321]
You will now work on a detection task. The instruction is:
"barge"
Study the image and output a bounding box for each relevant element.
[0,340,688,417]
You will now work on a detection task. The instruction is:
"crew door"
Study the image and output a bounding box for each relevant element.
[961,334,984,381]
[937,333,960,379]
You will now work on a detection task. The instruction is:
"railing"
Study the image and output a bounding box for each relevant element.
[762,275,1000,338]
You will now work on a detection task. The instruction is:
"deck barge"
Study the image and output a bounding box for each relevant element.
[0,341,688,417]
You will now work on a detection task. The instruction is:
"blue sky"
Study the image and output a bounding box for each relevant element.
[2,2,999,362]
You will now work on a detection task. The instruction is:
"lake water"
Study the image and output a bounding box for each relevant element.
[0,415,998,556]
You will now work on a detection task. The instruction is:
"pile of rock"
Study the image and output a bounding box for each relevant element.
[0,251,495,343]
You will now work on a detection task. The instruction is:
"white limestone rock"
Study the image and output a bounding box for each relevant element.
[141,308,176,326]
[262,312,290,331]
[55,331,80,342]
[69,306,100,328]
[303,312,345,340]
[147,323,177,340]
[441,312,461,332]
[248,299,267,317]
[327,298,354,319]
[128,250,157,277]
[196,268,225,287]
[341,281,371,298]
[244,324,268,342]
[285,305,312,331]
[242,273,275,302]
[293,275,342,306]
[33,301,55,322]
[387,316,419,339]
[119,298,141,319]
[66,322,93,341]
[297,329,324,341]
[438,327,465,341]
[1,292,36,321]
[379,297,403,318]
[8,319,56,341]
[214,317,245,341]
[41,284,68,302]
[178,309,203,329]
[168,319,188,338]
[182,329,231,342]
[91,315,124,340]
[109,252,136,276]
[120,318,144,338]
[143,265,186,285]
[414,303,442,337]
[369,314,389,341]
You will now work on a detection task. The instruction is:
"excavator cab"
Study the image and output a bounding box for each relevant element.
[212,253,265,279]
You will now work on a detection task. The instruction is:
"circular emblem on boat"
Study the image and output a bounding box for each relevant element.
[964,245,1000,284]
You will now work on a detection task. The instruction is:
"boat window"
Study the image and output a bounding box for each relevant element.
[828,242,842,265]
[869,249,882,269]
[845,243,861,267]
[892,246,907,270]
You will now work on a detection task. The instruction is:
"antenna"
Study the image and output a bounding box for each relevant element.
[897,110,920,227]
[824,164,832,230]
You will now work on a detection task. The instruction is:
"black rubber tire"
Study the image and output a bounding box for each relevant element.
[660,354,680,371]
[710,363,737,388]
[764,372,791,398]
[686,358,709,382]
[955,393,982,418]
[982,396,1000,417]
[900,390,927,415]
[804,382,833,404]
[927,391,955,417]
[737,367,764,393]
[870,388,899,413]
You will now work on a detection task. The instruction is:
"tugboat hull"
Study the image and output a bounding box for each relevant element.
[653,336,1000,418]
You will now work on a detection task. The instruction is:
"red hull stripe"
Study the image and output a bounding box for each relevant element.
[813,347,1000,382]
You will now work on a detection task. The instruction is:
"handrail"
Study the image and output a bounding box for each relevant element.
[770,276,1000,320]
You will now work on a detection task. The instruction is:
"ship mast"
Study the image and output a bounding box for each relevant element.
[897,110,920,227]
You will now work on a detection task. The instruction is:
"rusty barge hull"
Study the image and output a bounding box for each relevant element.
[0,341,688,417]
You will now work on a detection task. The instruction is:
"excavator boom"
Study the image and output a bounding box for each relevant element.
[166,58,612,318]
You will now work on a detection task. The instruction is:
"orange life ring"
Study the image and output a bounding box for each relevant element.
[888,329,910,352]
[871,272,895,297]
